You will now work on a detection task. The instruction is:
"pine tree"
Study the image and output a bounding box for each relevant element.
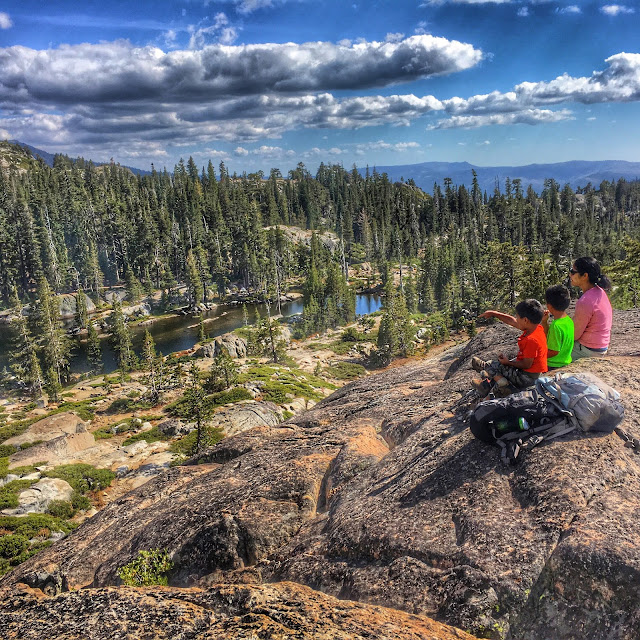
[9,287,44,396]
[141,329,162,403]
[182,363,215,454]
[109,298,134,373]
[125,266,144,303]
[75,287,88,329]
[87,322,103,371]
[185,249,204,306]
[32,277,72,394]
[206,349,238,392]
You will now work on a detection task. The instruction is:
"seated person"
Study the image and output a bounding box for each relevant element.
[542,284,574,371]
[471,299,548,397]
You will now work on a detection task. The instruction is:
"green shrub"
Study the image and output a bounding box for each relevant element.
[19,440,43,450]
[71,492,91,512]
[0,444,16,457]
[44,464,115,494]
[117,548,173,586]
[122,427,169,446]
[47,500,75,519]
[93,428,114,440]
[0,457,8,478]
[127,390,141,398]
[0,513,74,538]
[0,479,35,509]
[324,362,366,380]
[169,427,224,457]
[0,534,29,559]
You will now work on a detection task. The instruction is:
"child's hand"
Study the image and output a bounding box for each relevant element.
[498,353,509,365]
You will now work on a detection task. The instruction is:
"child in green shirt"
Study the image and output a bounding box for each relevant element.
[542,284,574,370]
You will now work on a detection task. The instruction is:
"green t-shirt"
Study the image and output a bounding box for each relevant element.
[547,315,574,368]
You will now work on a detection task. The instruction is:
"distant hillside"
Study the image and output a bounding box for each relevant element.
[367,159,640,193]
[6,140,152,176]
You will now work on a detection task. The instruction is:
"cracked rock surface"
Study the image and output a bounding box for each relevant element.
[1,310,639,640]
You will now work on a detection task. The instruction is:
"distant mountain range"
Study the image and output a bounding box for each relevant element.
[10,141,152,176]
[7,141,640,192]
[368,160,640,193]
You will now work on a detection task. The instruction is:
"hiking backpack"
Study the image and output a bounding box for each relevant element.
[469,372,625,464]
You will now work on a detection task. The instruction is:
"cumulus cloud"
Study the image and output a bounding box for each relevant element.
[0,35,482,107]
[431,109,574,129]
[0,12,12,29]
[426,0,512,4]
[557,5,581,13]
[600,4,635,15]
[2,43,640,157]
[517,7,530,16]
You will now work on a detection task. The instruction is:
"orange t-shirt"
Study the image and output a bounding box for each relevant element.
[516,324,548,373]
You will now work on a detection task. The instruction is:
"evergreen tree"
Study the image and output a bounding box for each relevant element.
[75,287,88,330]
[109,298,134,373]
[87,322,103,371]
[206,349,238,392]
[32,277,72,393]
[141,329,162,403]
[182,363,215,454]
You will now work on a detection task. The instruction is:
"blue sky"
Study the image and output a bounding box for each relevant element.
[0,0,638,174]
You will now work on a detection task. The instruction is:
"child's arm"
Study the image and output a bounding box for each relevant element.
[498,353,534,369]
[541,309,550,335]
[479,310,518,328]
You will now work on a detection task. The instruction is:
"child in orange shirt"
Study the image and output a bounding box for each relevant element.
[472,298,548,397]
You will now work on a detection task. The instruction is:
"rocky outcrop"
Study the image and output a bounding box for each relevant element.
[3,411,87,448]
[6,478,74,515]
[195,332,247,359]
[209,400,282,437]
[9,430,95,469]
[58,293,96,319]
[0,581,474,640]
[121,302,151,318]
[2,311,640,639]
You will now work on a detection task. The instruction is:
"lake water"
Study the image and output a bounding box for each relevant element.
[0,294,382,375]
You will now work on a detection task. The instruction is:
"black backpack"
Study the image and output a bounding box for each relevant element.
[469,372,625,464]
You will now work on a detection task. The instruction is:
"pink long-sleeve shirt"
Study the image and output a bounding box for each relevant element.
[573,286,612,349]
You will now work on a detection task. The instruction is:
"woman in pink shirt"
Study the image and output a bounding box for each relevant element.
[569,256,613,360]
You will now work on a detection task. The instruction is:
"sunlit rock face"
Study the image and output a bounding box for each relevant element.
[2,310,640,640]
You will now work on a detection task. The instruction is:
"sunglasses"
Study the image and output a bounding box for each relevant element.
[569,268,578,275]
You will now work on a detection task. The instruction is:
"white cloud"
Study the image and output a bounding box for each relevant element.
[600,4,635,15]
[557,5,581,13]
[478,140,490,145]
[234,146,249,155]
[587,116,597,120]
[427,0,512,4]
[0,12,12,29]
[517,7,530,16]
[431,109,574,129]
[0,35,482,106]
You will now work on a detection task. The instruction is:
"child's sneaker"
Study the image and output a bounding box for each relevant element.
[471,356,488,372]
[471,378,493,397]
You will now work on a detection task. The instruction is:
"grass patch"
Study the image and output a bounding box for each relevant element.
[104,397,153,415]
[122,427,170,446]
[43,464,115,495]
[0,479,35,509]
[0,513,75,576]
[324,362,366,380]
[165,387,252,418]
[0,444,17,457]
[169,427,224,457]
[93,428,114,440]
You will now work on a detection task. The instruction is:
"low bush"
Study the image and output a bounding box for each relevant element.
[169,427,224,457]
[117,549,173,587]
[0,479,35,509]
[324,362,366,380]
[0,534,29,559]
[122,427,170,446]
[47,500,75,519]
[0,444,17,457]
[44,464,115,495]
